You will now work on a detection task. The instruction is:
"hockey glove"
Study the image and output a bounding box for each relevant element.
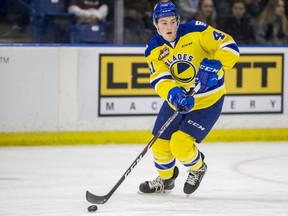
[168,87,195,114]
[195,58,222,93]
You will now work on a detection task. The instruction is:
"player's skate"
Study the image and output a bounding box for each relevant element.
[139,166,179,193]
[183,162,207,197]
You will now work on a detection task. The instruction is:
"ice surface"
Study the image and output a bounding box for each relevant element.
[0,142,288,216]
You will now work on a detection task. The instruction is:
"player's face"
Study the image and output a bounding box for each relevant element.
[156,16,178,42]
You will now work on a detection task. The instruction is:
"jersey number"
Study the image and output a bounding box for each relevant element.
[213,31,225,41]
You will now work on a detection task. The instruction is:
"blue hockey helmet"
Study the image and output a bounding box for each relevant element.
[153,1,180,24]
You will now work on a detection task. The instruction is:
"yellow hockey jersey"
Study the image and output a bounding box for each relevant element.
[145,20,240,111]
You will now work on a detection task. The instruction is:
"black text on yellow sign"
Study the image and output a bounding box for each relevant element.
[100,54,154,96]
[225,54,283,94]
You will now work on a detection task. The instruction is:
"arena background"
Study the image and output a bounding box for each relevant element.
[0,45,287,146]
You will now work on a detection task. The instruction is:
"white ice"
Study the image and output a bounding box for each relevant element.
[0,142,288,216]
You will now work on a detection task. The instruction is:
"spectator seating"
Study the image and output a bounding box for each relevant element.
[29,0,74,43]
[30,0,66,15]
[70,23,108,44]
[22,0,108,44]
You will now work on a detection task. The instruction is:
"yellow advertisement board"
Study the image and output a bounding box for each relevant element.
[225,54,283,94]
[99,53,283,115]
[100,54,154,96]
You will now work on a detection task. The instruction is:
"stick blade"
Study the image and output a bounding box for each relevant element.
[86,190,109,204]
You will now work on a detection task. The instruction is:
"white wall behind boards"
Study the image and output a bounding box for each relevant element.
[0,45,287,132]
[0,47,60,131]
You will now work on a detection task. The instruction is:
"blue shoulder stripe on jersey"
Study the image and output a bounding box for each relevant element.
[223,43,239,53]
[145,34,165,57]
[179,20,208,36]
[151,74,173,89]
[154,159,176,170]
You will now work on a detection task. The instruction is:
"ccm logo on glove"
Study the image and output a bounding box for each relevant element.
[199,65,220,73]
[196,58,222,93]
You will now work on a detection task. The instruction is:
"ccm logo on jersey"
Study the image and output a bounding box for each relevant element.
[200,65,220,73]
[158,47,169,60]
[182,42,193,48]
[187,120,205,131]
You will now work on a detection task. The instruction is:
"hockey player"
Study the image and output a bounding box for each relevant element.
[139,1,240,196]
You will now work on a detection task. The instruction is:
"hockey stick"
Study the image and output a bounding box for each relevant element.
[86,83,201,204]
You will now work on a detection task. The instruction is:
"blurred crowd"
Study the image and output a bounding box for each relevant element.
[0,0,287,45]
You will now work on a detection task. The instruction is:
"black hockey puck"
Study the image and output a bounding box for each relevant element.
[88,205,98,213]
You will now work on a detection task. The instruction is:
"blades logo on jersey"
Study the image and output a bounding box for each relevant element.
[165,54,196,83]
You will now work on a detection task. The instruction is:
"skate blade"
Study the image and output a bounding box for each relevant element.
[137,190,172,195]
[185,194,191,198]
